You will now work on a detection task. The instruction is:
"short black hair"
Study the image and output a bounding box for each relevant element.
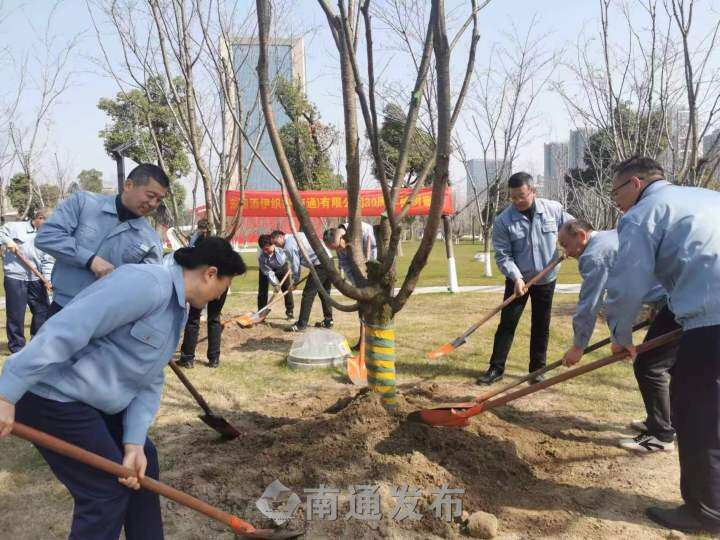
[508,172,534,189]
[612,156,664,179]
[270,230,285,241]
[197,218,209,229]
[173,236,246,277]
[127,163,170,188]
[258,234,272,248]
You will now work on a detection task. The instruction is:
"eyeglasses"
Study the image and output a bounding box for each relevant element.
[610,176,643,197]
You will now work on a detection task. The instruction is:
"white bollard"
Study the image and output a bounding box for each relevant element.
[447,256,460,293]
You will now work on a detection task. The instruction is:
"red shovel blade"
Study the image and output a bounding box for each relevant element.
[408,407,472,427]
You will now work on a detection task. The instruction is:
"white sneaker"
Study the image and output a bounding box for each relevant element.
[619,432,674,453]
[628,419,648,432]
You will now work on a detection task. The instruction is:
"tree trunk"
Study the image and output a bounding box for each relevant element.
[362,301,397,411]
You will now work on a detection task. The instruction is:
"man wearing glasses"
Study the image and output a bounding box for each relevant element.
[477,172,573,385]
[604,156,720,534]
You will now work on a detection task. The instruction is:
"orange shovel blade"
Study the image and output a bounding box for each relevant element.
[410,408,472,427]
[235,314,256,328]
[347,354,367,386]
[426,342,455,360]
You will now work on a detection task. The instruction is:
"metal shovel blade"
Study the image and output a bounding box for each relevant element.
[346,354,367,386]
[239,529,304,539]
[199,414,241,440]
[426,337,465,360]
[407,407,472,428]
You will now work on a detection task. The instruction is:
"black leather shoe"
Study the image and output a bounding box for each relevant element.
[646,505,720,534]
[476,368,503,385]
[207,359,219,369]
[529,373,545,385]
[176,357,194,369]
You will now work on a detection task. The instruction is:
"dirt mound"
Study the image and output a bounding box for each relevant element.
[162,383,562,538]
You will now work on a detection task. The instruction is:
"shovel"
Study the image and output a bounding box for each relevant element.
[427,256,566,360]
[234,275,307,329]
[169,360,241,440]
[411,327,682,427]
[346,322,367,386]
[443,319,654,410]
[14,249,52,291]
[10,422,302,539]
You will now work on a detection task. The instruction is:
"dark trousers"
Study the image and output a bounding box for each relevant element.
[489,279,556,373]
[48,300,63,317]
[670,325,720,525]
[633,305,680,441]
[15,392,163,540]
[180,291,227,363]
[298,265,332,327]
[4,276,49,353]
[257,264,294,316]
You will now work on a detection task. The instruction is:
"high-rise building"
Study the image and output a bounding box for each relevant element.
[543,142,569,181]
[703,129,720,159]
[465,159,498,208]
[568,129,589,170]
[229,37,306,191]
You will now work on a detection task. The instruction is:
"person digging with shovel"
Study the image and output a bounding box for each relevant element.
[603,156,720,535]
[323,222,377,351]
[558,219,680,453]
[0,236,246,540]
[477,172,573,386]
[257,233,294,321]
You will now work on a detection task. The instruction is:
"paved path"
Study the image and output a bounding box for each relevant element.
[0,284,582,310]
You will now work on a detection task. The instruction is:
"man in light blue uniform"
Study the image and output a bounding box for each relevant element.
[558,220,679,452]
[603,156,720,534]
[36,163,168,315]
[478,172,573,385]
[323,221,377,285]
[271,229,333,331]
[0,236,246,539]
[257,233,293,320]
[0,207,54,352]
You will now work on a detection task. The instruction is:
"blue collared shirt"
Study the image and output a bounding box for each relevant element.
[573,230,667,349]
[35,192,163,306]
[493,197,573,284]
[258,247,287,286]
[283,232,329,282]
[0,261,188,445]
[604,180,720,345]
[338,221,377,284]
[0,221,54,282]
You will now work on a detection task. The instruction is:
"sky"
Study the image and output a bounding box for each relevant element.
[1,0,719,204]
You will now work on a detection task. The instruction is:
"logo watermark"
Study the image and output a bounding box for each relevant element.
[256,480,464,524]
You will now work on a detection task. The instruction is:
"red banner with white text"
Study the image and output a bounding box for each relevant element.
[224,187,453,217]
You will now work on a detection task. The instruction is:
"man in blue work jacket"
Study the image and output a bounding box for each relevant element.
[478,172,573,385]
[35,163,168,315]
[0,207,54,352]
[0,236,246,539]
[257,233,294,320]
[272,229,333,332]
[604,156,720,534]
[558,219,679,452]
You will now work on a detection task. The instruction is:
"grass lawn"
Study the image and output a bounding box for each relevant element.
[229,239,581,293]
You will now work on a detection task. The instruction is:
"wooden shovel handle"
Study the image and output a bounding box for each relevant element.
[474,318,653,403]
[169,360,213,416]
[11,422,256,534]
[466,328,683,418]
[464,256,565,339]
[14,250,51,289]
